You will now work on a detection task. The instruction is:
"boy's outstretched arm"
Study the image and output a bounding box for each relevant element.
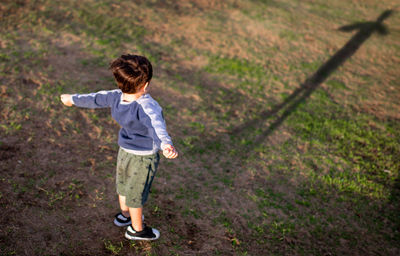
[60,90,119,108]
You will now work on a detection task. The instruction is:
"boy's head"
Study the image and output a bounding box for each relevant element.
[110,54,153,94]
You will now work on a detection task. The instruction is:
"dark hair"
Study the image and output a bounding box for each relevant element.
[110,54,153,94]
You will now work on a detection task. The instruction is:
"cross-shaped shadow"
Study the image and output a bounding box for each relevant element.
[230,10,393,147]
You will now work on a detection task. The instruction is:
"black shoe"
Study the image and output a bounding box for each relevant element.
[113,213,131,227]
[125,225,160,241]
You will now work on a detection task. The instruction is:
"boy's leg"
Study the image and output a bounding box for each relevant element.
[124,153,159,231]
[116,149,130,219]
[129,207,143,231]
[118,195,130,217]
[114,195,132,227]
[115,195,145,227]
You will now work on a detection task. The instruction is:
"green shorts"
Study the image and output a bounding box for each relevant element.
[116,148,160,208]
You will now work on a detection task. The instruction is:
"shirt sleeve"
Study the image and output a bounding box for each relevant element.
[71,90,120,108]
[139,100,173,150]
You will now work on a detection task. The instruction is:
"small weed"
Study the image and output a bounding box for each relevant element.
[103,240,123,255]
[0,122,22,135]
[49,191,66,206]
[270,220,295,241]
[178,135,200,152]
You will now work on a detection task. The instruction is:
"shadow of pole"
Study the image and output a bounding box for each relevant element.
[231,10,393,146]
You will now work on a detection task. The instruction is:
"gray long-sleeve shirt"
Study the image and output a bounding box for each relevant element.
[72,89,173,155]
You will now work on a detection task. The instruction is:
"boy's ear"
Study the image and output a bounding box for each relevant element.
[143,82,149,92]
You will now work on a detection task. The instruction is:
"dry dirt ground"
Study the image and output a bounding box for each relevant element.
[1,0,400,255]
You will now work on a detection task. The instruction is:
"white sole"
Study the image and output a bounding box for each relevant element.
[114,219,131,227]
[124,228,160,241]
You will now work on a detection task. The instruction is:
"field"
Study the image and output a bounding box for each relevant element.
[1,0,399,255]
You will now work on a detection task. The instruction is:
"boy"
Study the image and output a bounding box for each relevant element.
[60,54,178,241]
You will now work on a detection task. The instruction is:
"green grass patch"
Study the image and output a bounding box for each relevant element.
[287,89,400,200]
[205,55,268,81]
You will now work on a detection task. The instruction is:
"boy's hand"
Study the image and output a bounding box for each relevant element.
[163,144,178,159]
[60,94,73,107]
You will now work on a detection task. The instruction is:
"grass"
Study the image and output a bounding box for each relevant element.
[1,0,400,255]
[288,88,400,192]
[104,240,124,255]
